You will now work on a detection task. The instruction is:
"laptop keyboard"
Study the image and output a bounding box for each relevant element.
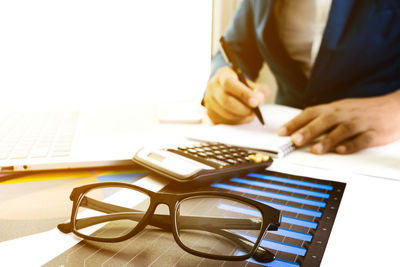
[0,111,79,160]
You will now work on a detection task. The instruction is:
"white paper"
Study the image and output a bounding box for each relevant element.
[187,104,301,157]
[283,140,400,181]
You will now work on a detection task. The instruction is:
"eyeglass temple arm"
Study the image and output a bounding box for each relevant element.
[58,196,272,232]
[58,212,263,232]
[211,228,275,263]
[58,212,274,263]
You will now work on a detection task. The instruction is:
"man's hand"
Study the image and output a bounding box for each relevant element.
[204,66,270,124]
[278,91,400,154]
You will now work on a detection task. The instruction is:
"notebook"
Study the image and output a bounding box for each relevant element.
[187,104,301,158]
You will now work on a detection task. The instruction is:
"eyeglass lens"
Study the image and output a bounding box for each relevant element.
[176,196,263,257]
[75,186,151,239]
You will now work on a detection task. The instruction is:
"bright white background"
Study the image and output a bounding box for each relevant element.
[0,0,212,108]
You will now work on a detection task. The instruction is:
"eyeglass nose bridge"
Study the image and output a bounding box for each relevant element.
[135,196,179,234]
[147,192,181,217]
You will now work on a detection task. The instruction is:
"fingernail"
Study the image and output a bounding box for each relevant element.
[312,143,324,154]
[337,145,346,154]
[249,98,259,107]
[292,133,303,145]
[255,91,264,101]
[278,127,287,136]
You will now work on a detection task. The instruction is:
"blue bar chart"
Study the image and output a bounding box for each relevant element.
[209,170,346,267]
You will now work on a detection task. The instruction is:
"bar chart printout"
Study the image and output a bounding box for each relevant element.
[44,170,345,267]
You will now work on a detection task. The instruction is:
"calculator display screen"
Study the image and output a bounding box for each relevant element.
[147,153,165,162]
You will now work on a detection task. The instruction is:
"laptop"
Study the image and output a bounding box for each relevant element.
[0,104,159,172]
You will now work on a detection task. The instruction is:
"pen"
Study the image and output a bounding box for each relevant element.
[219,36,265,125]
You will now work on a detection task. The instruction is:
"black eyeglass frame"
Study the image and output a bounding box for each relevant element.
[59,182,281,262]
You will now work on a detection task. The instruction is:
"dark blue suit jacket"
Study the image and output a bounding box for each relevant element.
[210,0,400,109]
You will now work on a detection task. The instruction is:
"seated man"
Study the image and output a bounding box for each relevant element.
[204,0,400,155]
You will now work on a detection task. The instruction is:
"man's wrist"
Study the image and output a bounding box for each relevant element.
[392,89,400,98]
[384,89,400,110]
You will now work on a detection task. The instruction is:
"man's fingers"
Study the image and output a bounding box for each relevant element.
[206,107,227,124]
[335,131,376,154]
[204,85,254,124]
[205,95,249,122]
[248,81,270,98]
[218,69,264,108]
[206,108,231,124]
[204,66,268,125]
[289,110,339,146]
[206,105,254,125]
[213,84,253,117]
[311,120,365,154]
[278,106,323,137]
[204,77,254,123]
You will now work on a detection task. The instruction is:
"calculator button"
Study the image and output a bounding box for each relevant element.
[248,153,270,163]
[215,155,225,160]
[236,158,245,163]
[167,149,228,168]
[206,158,229,167]
[226,159,238,165]
[197,152,208,157]
[193,144,203,148]
[244,156,252,162]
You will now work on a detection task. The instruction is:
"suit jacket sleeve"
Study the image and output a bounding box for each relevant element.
[210,0,264,81]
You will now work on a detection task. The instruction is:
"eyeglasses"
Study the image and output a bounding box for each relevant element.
[58,182,281,263]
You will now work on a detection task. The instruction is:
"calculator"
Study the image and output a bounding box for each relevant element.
[132,142,273,183]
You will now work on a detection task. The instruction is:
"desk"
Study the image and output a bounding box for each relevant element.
[0,167,152,242]
[0,104,399,267]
